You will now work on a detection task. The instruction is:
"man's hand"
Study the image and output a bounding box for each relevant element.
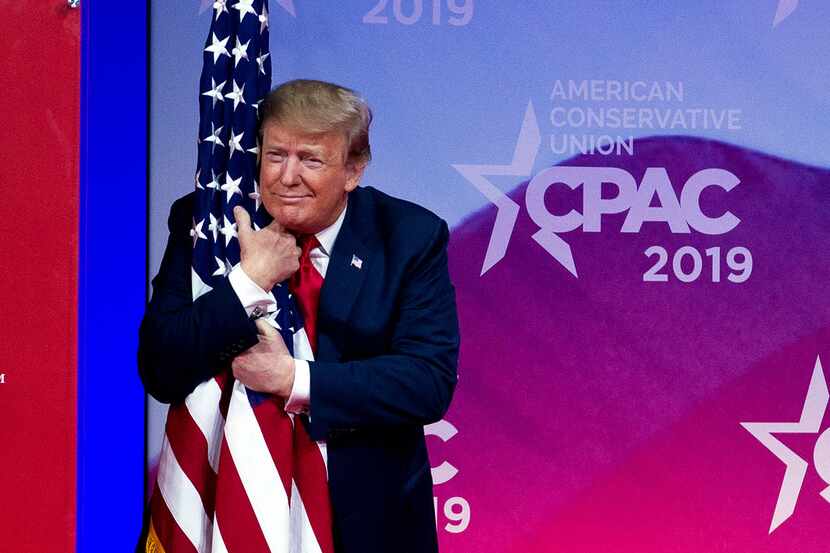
[232,319,296,397]
[234,206,301,291]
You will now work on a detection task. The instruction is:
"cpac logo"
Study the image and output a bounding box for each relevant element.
[742,356,830,533]
[454,103,741,277]
[425,420,471,533]
[425,419,459,484]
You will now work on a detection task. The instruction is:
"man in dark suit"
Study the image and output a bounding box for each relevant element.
[139,79,459,553]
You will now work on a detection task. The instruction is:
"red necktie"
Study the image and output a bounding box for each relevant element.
[288,236,335,553]
[289,235,324,353]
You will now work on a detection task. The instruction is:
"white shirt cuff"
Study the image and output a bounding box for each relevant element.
[228,263,276,317]
[285,359,310,413]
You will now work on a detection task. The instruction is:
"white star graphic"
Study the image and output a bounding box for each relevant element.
[249,179,261,212]
[203,123,225,150]
[221,172,243,201]
[204,32,230,64]
[201,78,226,107]
[212,0,228,19]
[202,0,294,18]
[225,80,246,111]
[247,137,260,161]
[219,214,238,245]
[259,4,270,33]
[452,101,576,277]
[212,256,231,277]
[208,212,220,242]
[195,169,204,190]
[256,52,270,76]
[742,356,829,533]
[232,37,251,67]
[191,266,213,300]
[232,0,257,21]
[265,308,282,330]
[206,170,221,190]
[229,130,245,158]
[191,218,207,247]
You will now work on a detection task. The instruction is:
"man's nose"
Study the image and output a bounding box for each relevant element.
[280,157,301,187]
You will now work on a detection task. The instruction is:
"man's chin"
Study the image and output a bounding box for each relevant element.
[274,212,316,235]
[266,205,302,230]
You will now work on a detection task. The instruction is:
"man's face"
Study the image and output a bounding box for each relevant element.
[259,121,364,234]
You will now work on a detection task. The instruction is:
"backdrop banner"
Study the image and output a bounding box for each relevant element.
[149,2,830,551]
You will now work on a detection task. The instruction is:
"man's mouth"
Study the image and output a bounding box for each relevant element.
[277,194,311,204]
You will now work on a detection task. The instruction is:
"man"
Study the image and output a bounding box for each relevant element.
[139,79,459,553]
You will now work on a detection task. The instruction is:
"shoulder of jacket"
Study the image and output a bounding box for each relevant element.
[167,192,197,232]
[355,186,445,235]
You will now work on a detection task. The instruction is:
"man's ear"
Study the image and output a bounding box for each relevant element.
[344,159,366,192]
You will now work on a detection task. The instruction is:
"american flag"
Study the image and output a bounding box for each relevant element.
[146,1,333,552]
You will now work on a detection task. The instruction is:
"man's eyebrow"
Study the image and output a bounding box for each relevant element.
[297,145,328,157]
[262,142,329,157]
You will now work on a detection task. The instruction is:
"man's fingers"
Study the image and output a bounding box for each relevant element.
[234,206,252,238]
[255,318,279,337]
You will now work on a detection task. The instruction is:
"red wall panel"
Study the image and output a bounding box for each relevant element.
[0,2,80,550]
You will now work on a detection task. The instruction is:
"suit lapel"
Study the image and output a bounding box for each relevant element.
[317,192,373,360]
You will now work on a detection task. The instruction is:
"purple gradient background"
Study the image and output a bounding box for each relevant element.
[148,3,830,549]
[431,137,830,552]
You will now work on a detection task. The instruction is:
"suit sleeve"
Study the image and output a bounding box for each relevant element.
[138,197,259,403]
[308,220,459,439]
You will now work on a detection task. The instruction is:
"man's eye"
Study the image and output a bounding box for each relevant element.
[303,158,323,168]
[267,153,285,162]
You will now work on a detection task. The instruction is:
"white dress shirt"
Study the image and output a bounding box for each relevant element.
[227,203,347,413]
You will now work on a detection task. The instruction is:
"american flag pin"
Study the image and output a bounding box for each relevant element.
[350,254,363,270]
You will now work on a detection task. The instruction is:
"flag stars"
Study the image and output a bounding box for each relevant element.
[232,0,257,21]
[249,179,261,211]
[256,52,270,75]
[203,123,225,152]
[229,130,245,158]
[259,4,269,33]
[221,172,243,201]
[225,80,246,111]
[266,308,282,330]
[204,32,230,63]
[220,214,238,245]
[191,218,207,247]
[206,170,221,190]
[247,141,260,163]
[201,78,226,107]
[232,37,251,67]
[212,256,232,277]
[195,0,279,286]
[208,212,220,242]
[212,0,229,20]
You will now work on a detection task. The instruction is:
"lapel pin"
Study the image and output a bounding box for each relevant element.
[350,254,363,270]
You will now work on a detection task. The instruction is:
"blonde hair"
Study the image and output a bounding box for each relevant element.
[259,79,372,165]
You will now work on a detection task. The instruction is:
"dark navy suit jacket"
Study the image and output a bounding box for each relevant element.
[139,185,460,553]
